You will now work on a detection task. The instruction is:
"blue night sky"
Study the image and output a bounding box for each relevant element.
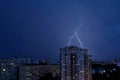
[0,0,120,60]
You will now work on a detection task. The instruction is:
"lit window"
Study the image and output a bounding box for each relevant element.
[2,69,6,72]
[10,63,14,65]
[103,70,106,73]
[76,74,78,76]
[73,77,75,79]
[92,69,95,74]
[113,68,116,71]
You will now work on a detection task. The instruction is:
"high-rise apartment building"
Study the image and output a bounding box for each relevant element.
[60,46,92,80]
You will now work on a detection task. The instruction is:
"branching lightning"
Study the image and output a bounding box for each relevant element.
[75,30,84,48]
[67,23,84,48]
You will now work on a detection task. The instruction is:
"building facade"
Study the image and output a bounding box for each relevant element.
[60,46,92,80]
[0,57,31,80]
[19,64,60,80]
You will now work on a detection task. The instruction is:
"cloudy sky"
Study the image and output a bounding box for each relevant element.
[0,0,120,60]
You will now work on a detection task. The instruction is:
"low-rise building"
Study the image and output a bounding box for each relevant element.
[19,64,60,80]
[0,57,31,80]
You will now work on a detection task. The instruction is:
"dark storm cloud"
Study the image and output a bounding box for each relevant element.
[0,0,120,60]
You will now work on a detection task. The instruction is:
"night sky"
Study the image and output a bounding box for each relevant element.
[0,0,120,60]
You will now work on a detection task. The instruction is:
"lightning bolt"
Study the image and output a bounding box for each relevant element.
[67,23,84,48]
[75,30,84,48]
[67,33,76,47]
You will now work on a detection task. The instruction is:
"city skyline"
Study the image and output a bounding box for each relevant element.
[0,0,120,60]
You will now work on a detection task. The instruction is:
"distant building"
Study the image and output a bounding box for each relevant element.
[60,46,92,80]
[92,62,120,80]
[0,57,31,80]
[19,64,60,80]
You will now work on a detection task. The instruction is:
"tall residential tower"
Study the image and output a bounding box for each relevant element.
[60,46,92,80]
